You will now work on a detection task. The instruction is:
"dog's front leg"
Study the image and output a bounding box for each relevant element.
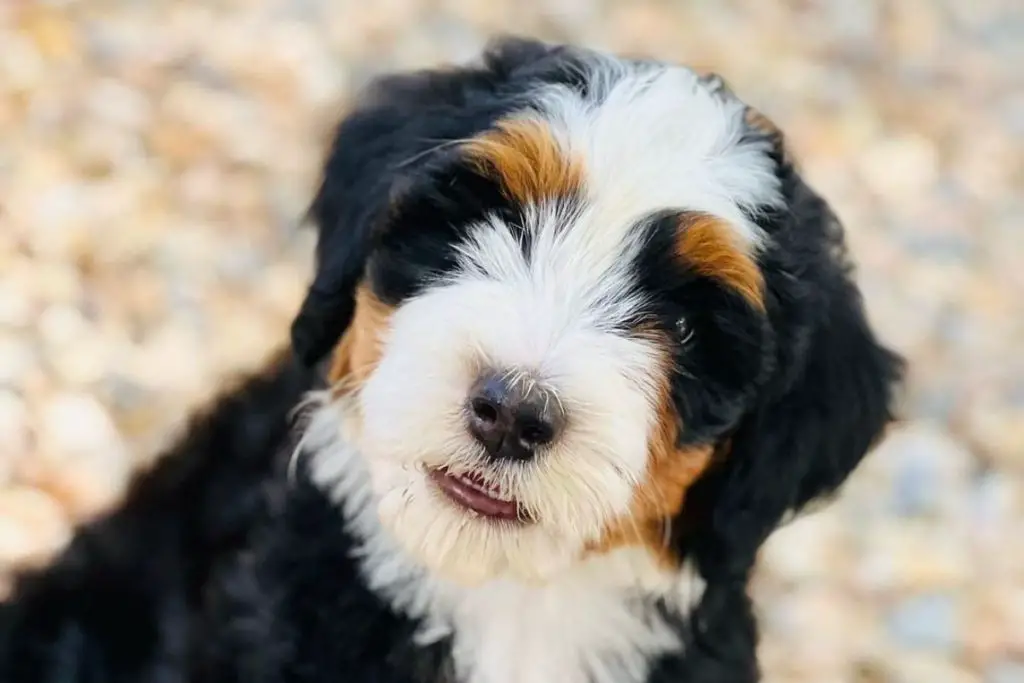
[0,349,317,683]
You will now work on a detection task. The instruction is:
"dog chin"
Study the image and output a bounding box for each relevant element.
[374,466,585,585]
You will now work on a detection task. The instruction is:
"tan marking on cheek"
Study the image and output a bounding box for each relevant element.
[677,212,765,311]
[744,106,791,165]
[464,118,583,205]
[744,107,780,138]
[327,285,393,391]
[587,347,714,568]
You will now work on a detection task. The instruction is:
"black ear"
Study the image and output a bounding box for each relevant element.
[686,162,906,577]
[289,36,568,368]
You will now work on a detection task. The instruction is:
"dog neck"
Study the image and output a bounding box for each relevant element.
[301,399,702,683]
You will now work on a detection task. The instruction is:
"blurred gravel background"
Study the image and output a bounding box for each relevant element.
[1,1,1022,681]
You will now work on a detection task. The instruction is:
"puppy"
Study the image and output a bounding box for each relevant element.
[0,37,904,683]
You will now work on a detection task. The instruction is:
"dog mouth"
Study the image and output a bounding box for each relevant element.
[427,467,530,523]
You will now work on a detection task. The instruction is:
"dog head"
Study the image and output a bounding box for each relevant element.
[292,38,904,585]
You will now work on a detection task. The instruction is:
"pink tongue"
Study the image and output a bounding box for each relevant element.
[429,469,520,520]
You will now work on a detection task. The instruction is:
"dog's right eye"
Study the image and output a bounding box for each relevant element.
[675,317,695,347]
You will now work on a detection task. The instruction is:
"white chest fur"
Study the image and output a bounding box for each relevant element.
[424,550,703,683]
[303,404,704,683]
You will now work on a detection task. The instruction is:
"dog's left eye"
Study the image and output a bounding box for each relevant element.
[676,317,695,346]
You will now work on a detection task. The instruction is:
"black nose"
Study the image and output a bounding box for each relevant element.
[466,372,565,462]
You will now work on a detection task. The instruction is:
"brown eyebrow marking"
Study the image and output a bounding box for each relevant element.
[328,285,393,391]
[463,118,584,205]
[675,211,765,311]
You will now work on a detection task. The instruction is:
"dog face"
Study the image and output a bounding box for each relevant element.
[293,38,904,585]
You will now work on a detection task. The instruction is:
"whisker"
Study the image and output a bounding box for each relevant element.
[391,138,474,169]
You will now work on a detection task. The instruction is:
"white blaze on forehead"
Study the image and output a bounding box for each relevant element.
[453,203,651,335]
[526,55,782,252]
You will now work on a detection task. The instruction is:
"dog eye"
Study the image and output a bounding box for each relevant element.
[676,317,695,346]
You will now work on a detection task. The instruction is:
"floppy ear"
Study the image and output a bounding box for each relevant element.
[290,36,567,368]
[685,117,906,577]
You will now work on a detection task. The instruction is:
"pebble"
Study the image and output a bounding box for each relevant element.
[0,392,29,485]
[857,132,940,200]
[0,487,71,570]
[0,336,36,388]
[83,78,152,131]
[34,392,131,519]
[883,655,978,683]
[0,285,33,329]
[887,592,963,652]
[964,391,1024,469]
[860,423,974,521]
[985,660,1024,683]
[969,469,1018,548]
[757,585,866,678]
[852,523,972,593]
[759,507,848,583]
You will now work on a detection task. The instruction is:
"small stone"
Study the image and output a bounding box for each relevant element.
[886,592,962,651]
[126,320,210,393]
[758,585,864,678]
[967,585,1024,663]
[883,655,977,683]
[83,78,153,131]
[177,162,226,214]
[964,391,1024,468]
[1,33,46,91]
[0,282,33,328]
[19,5,81,62]
[49,336,111,387]
[0,391,30,484]
[67,121,144,178]
[28,261,83,304]
[1000,588,1024,652]
[758,507,848,582]
[985,660,1024,683]
[209,308,287,376]
[0,335,36,388]
[259,261,310,316]
[22,181,96,262]
[539,0,601,31]
[865,423,974,520]
[219,168,271,224]
[970,469,1017,547]
[37,304,90,348]
[955,127,1021,201]
[146,117,214,167]
[267,22,350,108]
[857,133,940,200]
[853,522,971,592]
[0,486,71,570]
[217,242,268,281]
[35,392,131,519]
[887,0,943,64]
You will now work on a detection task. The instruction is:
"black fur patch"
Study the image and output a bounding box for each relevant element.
[632,212,771,446]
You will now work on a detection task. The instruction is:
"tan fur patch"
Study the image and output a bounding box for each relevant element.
[587,341,714,568]
[327,285,393,391]
[744,106,790,164]
[676,212,765,310]
[744,107,780,138]
[464,118,583,204]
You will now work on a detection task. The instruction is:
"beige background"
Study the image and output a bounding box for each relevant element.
[1,1,1022,681]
